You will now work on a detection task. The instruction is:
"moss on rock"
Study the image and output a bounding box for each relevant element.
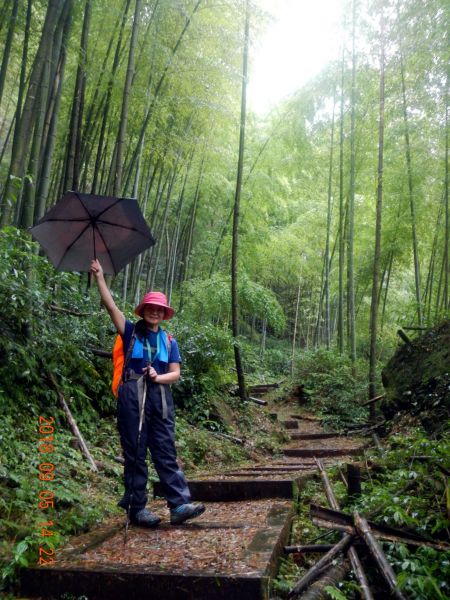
[381,319,450,432]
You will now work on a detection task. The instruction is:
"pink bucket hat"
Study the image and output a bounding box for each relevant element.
[134,291,175,320]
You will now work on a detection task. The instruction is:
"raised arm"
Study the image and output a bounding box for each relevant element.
[90,259,125,336]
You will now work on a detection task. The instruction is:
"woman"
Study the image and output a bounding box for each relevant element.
[90,259,205,527]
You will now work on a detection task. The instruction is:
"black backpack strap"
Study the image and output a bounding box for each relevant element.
[122,326,137,376]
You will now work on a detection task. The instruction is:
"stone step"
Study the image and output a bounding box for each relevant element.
[21,500,293,600]
[226,466,315,473]
[154,476,309,501]
[289,432,342,440]
[283,447,363,458]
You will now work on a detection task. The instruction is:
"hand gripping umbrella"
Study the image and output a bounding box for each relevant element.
[29,191,155,275]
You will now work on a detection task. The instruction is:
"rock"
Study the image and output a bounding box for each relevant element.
[381,319,450,432]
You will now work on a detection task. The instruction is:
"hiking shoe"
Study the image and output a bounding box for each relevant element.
[170,503,205,525]
[130,508,161,528]
[117,496,130,510]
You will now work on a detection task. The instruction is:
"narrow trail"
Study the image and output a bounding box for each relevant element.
[21,396,366,600]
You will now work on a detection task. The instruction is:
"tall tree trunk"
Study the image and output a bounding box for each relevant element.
[337,47,345,354]
[178,162,203,310]
[34,4,73,220]
[63,0,91,193]
[291,279,301,377]
[399,40,422,324]
[91,0,131,195]
[20,57,51,228]
[444,58,449,311]
[231,0,249,403]
[0,0,18,109]
[124,0,202,183]
[347,0,357,365]
[368,6,385,422]
[0,0,64,227]
[112,0,141,197]
[325,86,337,349]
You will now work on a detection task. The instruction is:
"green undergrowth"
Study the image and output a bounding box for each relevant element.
[0,398,281,592]
[0,229,286,592]
[272,422,450,599]
[291,348,370,429]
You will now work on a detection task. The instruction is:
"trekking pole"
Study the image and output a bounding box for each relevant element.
[124,362,151,545]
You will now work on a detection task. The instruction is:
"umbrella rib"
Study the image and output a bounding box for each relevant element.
[76,191,95,219]
[97,219,151,235]
[95,225,118,274]
[94,197,123,220]
[54,222,92,270]
[40,218,90,222]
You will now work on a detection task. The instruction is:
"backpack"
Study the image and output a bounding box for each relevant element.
[111,326,173,396]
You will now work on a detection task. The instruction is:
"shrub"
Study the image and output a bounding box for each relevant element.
[292,348,368,427]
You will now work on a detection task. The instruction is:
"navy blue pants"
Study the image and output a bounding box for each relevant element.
[117,379,191,510]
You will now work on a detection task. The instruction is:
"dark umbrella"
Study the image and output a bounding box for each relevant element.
[29,191,155,275]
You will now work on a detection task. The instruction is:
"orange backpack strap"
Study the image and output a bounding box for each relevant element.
[111,326,137,397]
[112,336,124,397]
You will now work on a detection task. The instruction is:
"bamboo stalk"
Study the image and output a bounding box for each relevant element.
[315,459,373,600]
[48,372,98,472]
[287,534,354,598]
[354,512,407,600]
[299,560,350,600]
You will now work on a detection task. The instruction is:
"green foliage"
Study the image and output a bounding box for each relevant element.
[292,348,368,427]
[346,428,450,599]
[171,320,234,422]
[0,227,113,418]
[180,272,285,335]
[324,587,348,600]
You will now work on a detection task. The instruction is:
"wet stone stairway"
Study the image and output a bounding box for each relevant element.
[21,410,366,600]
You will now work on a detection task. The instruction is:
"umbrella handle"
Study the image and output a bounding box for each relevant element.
[93,226,97,260]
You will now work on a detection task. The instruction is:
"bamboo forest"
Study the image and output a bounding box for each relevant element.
[0,0,449,598]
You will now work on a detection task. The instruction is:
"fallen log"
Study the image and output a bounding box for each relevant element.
[372,433,384,453]
[397,329,413,346]
[285,544,335,554]
[361,394,385,407]
[188,424,244,445]
[287,535,355,598]
[89,348,112,359]
[310,504,449,551]
[315,459,373,600]
[346,463,361,498]
[354,512,407,600]
[247,396,268,406]
[49,304,92,317]
[298,560,350,600]
[48,373,98,473]
[345,420,386,435]
[249,381,282,391]
[285,542,366,555]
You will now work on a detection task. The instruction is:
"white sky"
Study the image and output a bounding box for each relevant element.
[248,0,344,114]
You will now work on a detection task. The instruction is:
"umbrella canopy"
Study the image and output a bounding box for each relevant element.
[29,191,155,275]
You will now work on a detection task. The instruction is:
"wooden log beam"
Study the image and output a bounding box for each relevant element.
[354,512,407,600]
[284,544,335,554]
[346,463,361,498]
[247,396,268,406]
[298,560,350,600]
[315,459,373,600]
[287,535,355,598]
[49,304,92,317]
[89,348,113,359]
[310,504,449,551]
[361,394,385,406]
[48,373,98,472]
[396,329,413,346]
